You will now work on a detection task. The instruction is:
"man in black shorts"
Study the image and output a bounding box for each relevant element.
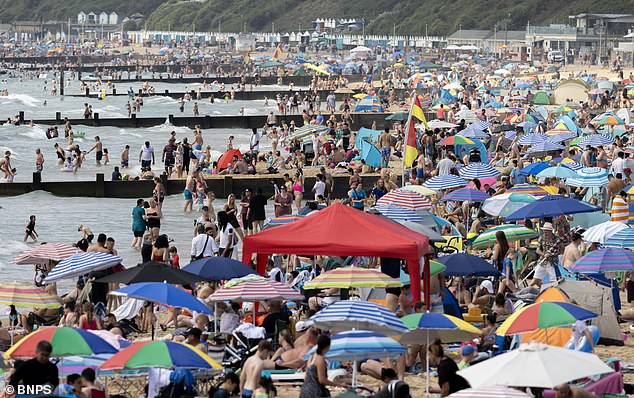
[381,257,402,312]
[162,138,177,176]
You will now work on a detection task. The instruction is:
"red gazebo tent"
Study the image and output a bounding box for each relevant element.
[242,203,432,306]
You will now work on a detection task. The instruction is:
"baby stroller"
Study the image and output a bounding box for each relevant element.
[220,330,267,371]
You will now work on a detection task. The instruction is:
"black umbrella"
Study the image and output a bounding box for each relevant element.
[95,261,204,285]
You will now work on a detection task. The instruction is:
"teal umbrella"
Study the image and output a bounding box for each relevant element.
[360,140,382,167]
[385,112,409,121]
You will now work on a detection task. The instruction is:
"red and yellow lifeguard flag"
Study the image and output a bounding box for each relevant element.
[273,44,283,61]
[412,95,428,130]
[244,47,252,65]
[403,110,418,167]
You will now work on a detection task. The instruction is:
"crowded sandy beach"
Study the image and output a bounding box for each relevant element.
[1,31,634,398]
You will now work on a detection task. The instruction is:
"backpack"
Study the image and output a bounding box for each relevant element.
[158,380,195,398]
[387,380,411,398]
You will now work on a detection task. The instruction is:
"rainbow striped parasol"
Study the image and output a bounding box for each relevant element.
[5,327,118,359]
[567,248,634,273]
[303,267,402,289]
[506,183,549,197]
[0,282,61,309]
[100,341,221,370]
[496,302,596,335]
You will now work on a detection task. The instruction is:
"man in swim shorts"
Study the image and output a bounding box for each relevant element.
[379,127,392,168]
[184,171,195,213]
[87,136,103,166]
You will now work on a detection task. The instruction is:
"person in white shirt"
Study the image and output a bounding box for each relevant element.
[139,141,154,168]
[437,154,456,176]
[217,211,238,258]
[312,174,326,200]
[190,224,218,260]
[611,151,626,176]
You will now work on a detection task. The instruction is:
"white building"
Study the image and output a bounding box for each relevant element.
[109,12,118,25]
[87,12,97,24]
[99,12,109,25]
[77,12,87,24]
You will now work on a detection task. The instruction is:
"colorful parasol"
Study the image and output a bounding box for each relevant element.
[303,267,402,289]
[100,341,221,370]
[441,187,490,202]
[506,183,549,197]
[207,275,304,302]
[376,189,433,209]
[496,302,596,336]
[5,327,118,358]
[0,282,61,309]
[567,248,634,273]
[400,185,437,196]
[262,214,305,230]
[14,243,79,265]
[439,136,474,146]
[470,225,538,248]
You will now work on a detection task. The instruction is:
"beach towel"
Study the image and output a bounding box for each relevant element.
[113,298,145,321]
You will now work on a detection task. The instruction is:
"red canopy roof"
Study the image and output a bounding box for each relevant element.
[242,203,432,303]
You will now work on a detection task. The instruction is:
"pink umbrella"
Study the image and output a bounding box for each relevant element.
[207,275,303,302]
[14,243,80,265]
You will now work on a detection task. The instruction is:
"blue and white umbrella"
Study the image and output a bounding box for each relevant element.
[560,161,584,171]
[517,121,538,131]
[567,167,610,188]
[517,133,548,146]
[548,132,577,142]
[372,205,424,222]
[459,162,501,179]
[603,227,634,249]
[470,121,492,130]
[577,134,614,147]
[423,175,469,190]
[458,126,488,139]
[527,140,565,155]
[305,330,406,386]
[44,252,122,283]
[309,300,408,336]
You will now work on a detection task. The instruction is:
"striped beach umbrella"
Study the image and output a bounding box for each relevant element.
[207,275,303,302]
[309,300,408,336]
[582,221,628,244]
[305,330,406,386]
[527,140,565,155]
[303,267,402,289]
[423,175,469,190]
[44,252,122,283]
[262,214,305,230]
[439,136,474,146]
[5,327,118,359]
[470,121,492,130]
[567,248,634,273]
[517,133,548,146]
[547,132,577,143]
[447,386,532,397]
[0,282,61,309]
[400,185,437,196]
[496,302,596,336]
[567,167,610,188]
[372,204,424,222]
[376,189,433,209]
[14,243,79,265]
[519,161,551,176]
[558,160,584,171]
[441,187,490,202]
[100,341,221,370]
[458,126,488,139]
[577,134,614,147]
[459,162,501,179]
[471,225,538,248]
[536,165,578,179]
[507,183,549,197]
[603,227,634,248]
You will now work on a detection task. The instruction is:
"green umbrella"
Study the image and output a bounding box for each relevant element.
[471,224,538,248]
[260,60,283,68]
[385,112,409,121]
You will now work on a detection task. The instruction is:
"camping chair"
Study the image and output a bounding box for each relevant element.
[434,236,463,254]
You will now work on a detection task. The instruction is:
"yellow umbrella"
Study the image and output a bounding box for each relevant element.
[393,62,404,68]
[401,185,437,197]
[353,93,368,99]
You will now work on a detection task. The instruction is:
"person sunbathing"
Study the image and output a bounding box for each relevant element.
[264,323,318,370]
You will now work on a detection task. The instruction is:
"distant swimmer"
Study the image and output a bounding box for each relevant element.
[24,215,38,242]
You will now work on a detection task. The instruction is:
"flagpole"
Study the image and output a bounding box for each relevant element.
[401,98,415,186]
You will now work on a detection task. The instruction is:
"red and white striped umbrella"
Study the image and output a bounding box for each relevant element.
[14,243,80,265]
[447,386,532,397]
[207,275,304,302]
[376,188,433,210]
